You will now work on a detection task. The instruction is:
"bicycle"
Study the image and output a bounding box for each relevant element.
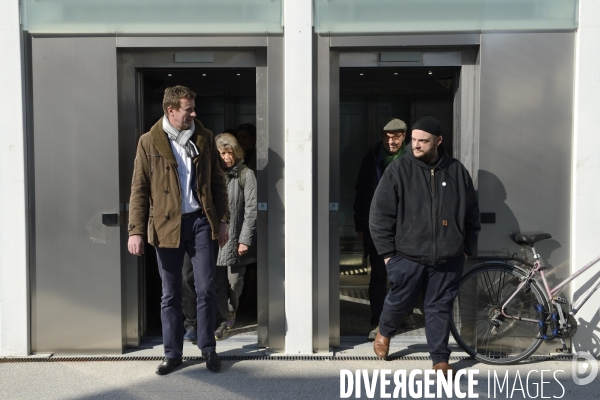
[450,232,600,365]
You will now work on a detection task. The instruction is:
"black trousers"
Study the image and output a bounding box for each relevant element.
[367,240,388,327]
[379,254,463,364]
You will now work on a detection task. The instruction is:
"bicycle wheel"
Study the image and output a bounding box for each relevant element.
[450,263,548,365]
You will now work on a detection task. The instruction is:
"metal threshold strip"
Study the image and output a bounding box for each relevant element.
[0,355,580,363]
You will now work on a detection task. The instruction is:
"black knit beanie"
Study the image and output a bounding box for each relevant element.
[412,116,442,137]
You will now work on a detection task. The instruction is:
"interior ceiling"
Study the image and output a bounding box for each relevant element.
[340,67,455,82]
[143,68,255,82]
[340,67,457,94]
[144,67,454,83]
[142,67,456,95]
[143,68,256,96]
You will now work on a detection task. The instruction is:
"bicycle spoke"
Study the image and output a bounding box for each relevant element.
[451,264,546,364]
[481,269,498,305]
[482,323,493,356]
[453,317,495,338]
[455,291,494,306]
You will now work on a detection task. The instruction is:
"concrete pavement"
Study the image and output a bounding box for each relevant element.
[1,357,597,399]
[2,335,598,399]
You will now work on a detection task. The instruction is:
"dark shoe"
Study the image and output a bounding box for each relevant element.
[202,351,221,372]
[214,321,228,340]
[183,328,197,342]
[373,331,390,358]
[433,361,456,378]
[401,314,418,330]
[155,357,182,375]
[368,325,379,341]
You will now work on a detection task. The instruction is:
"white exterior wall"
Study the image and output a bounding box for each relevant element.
[0,0,29,356]
[572,0,600,355]
[283,0,314,354]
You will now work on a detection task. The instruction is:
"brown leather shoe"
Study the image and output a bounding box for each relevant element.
[373,331,390,358]
[433,361,456,377]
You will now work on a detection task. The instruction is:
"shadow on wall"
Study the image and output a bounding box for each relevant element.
[572,267,600,357]
[477,170,562,261]
[477,169,521,257]
[476,169,576,356]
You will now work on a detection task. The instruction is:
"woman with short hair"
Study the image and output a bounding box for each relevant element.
[214,133,257,339]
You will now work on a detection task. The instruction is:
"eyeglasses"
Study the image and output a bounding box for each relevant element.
[383,132,405,141]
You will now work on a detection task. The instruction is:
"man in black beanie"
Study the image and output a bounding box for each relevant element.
[368,116,480,376]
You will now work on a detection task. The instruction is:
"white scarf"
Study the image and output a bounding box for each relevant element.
[162,116,200,159]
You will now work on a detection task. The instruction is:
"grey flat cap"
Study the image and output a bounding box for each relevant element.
[383,118,407,132]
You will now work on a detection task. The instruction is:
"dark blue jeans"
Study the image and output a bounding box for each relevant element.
[181,254,196,331]
[155,214,216,358]
[182,241,219,331]
[379,255,464,364]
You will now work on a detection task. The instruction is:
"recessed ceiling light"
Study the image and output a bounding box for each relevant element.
[237,73,241,76]
[394,72,398,75]
[428,71,433,75]
[202,73,206,77]
[359,73,364,76]
[167,74,172,77]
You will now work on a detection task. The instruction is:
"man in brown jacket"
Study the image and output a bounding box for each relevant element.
[128,86,229,375]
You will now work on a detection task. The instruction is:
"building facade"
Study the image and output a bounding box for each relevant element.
[1,0,599,356]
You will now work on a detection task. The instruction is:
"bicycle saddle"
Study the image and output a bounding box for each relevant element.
[511,232,552,246]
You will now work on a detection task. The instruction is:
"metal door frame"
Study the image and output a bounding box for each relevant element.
[117,36,285,350]
[316,33,481,348]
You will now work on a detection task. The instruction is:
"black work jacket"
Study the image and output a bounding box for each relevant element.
[369,143,481,266]
[353,142,387,248]
[354,142,408,256]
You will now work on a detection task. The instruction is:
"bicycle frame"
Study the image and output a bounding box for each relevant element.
[499,246,600,322]
[548,253,600,315]
[451,246,600,361]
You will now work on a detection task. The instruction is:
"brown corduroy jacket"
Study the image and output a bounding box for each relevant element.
[128,118,229,247]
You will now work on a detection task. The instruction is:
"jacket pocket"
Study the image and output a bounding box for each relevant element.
[147,215,157,246]
[398,215,431,255]
[437,217,464,257]
[146,154,163,175]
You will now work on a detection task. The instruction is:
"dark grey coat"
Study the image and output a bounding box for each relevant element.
[216,162,257,267]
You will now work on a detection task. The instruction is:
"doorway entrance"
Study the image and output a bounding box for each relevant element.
[117,45,282,350]
[139,68,257,336]
[337,67,458,337]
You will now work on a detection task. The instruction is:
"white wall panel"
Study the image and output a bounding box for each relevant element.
[0,0,29,357]
[572,0,600,355]
[284,0,314,354]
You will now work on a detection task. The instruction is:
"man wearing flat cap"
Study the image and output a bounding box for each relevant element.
[369,116,480,376]
[353,117,415,341]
